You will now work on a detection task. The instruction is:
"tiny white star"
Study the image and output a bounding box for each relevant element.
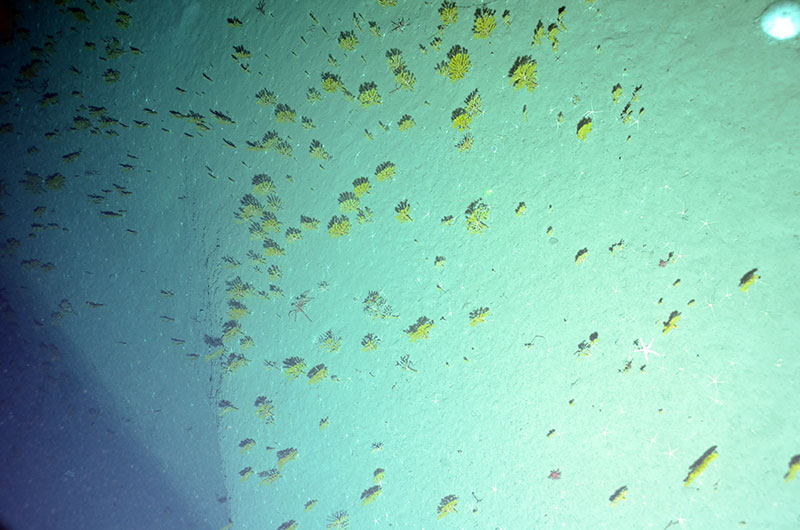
[634,338,661,364]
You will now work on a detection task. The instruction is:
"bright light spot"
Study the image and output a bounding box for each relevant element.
[761,2,800,40]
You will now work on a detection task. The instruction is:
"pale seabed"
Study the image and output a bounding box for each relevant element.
[0,1,798,529]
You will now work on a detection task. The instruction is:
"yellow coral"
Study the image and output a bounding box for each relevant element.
[361,485,382,506]
[738,268,760,291]
[307,364,328,385]
[258,469,280,487]
[451,108,472,131]
[548,23,560,43]
[532,20,545,46]
[469,307,489,326]
[612,83,623,104]
[784,455,800,482]
[369,21,382,37]
[558,6,568,30]
[327,215,351,238]
[252,173,275,195]
[386,49,405,73]
[228,301,249,320]
[405,316,434,341]
[222,320,242,344]
[300,215,319,230]
[472,7,496,39]
[275,104,296,123]
[103,69,120,83]
[394,67,416,91]
[577,118,592,141]
[309,139,331,160]
[277,448,298,470]
[338,30,358,51]
[456,133,474,151]
[239,440,256,454]
[464,88,482,117]
[307,87,322,103]
[361,333,380,351]
[357,207,374,224]
[437,495,458,520]
[352,177,371,197]
[338,191,359,213]
[397,114,415,131]
[465,198,489,234]
[283,357,306,379]
[358,82,381,108]
[683,446,717,487]
[395,199,413,222]
[609,486,628,507]
[509,56,538,91]
[116,12,132,29]
[662,310,681,334]
[321,72,343,93]
[232,44,251,60]
[285,227,302,243]
[439,1,457,26]
[375,161,396,182]
[326,510,348,528]
[446,46,471,81]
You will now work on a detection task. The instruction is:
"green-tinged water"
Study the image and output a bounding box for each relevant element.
[1,1,798,529]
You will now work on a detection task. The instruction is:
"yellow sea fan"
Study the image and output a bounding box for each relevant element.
[397,114,415,131]
[455,133,473,151]
[437,495,458,519]
[464,88,482,116]
[576,117,592,141]
[327,215,351,238]
[321,72,343,93]
[509,56,538,91]
[361,485,382,506]
[309,139,331,160]
[465,198,489,234]
[338,30,358,51]
[446,45,470,81]
[326,511,349,529]
[386,48,404,72]
[405,316,434,341]
[338,191,360,213]
[394,68,416,91]
[683,446,718,487]
[277,447,298,470]
[472,7,496,39]
[274,103,296,123]
[307,363,328,384]
[252,173,275,195]
[352,177,371,197]
[469,307,489,326]
[439,1,457,26]
[358,82,381,108]
[375,161,396,182]
[662,310,681,334]
[451,108,472,131]
[395,199,413,222]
